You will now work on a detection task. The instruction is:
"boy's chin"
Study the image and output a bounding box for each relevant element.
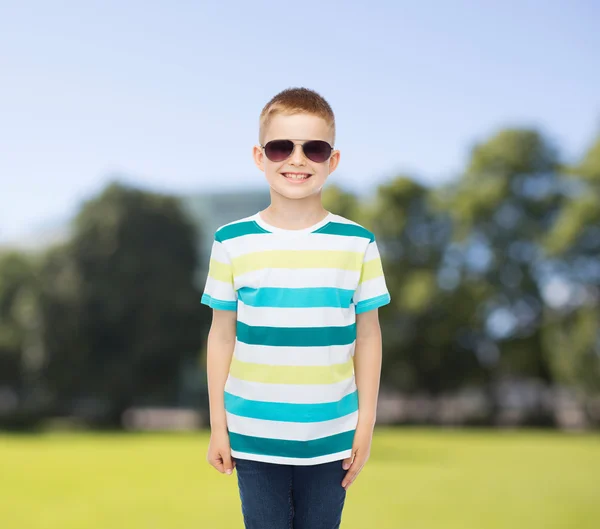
[274,189,318,200]
[270,184,320,201]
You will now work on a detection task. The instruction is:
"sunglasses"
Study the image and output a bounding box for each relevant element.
[260,139,334,163]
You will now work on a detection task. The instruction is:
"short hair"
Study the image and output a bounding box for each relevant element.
[259,87,336,146]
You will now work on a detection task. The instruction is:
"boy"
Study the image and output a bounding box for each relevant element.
[201,87,391,529]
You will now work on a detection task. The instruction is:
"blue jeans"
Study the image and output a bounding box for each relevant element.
[235,457,348,529]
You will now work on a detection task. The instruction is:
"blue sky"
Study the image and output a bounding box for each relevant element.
[1,1,599,242]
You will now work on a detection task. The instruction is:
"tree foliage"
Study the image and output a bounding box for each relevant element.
[40,182,207,424]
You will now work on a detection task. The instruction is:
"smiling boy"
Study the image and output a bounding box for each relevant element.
[201,87,391,528]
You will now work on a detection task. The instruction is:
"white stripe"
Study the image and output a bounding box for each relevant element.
[328,214,361,226]
[225,375,357,403]
[237,302,355,328]
[364,240,381,261]
[226,411,359,441]
[209,240,231,263]
[226,233,370,258]
[233,341,355,366]
[204,277,237,302]
[231,449,352,466]
[352,276,389,305]
[234,268,360,290]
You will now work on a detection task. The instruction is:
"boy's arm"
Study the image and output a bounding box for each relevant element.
[353,308,382,427]
[341,308,382,489]
[206,308,237,473]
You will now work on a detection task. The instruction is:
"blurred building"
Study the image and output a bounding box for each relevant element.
[0,187,270,267]
[180,189,270,259]
[181,189,270,289]
[0,221,70,253]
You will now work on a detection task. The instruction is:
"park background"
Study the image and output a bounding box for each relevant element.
[1,1,599,528]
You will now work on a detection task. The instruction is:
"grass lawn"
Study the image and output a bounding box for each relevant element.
[1,427,598,529]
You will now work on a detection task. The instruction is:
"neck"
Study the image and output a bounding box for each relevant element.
[262,191,328,230]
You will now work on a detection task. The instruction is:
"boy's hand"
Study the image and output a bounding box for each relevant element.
[207,428,235,475]
[341,422,374,490]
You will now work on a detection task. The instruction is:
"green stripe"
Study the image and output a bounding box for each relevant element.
[229,430,355,459]
[236,322,356,347]
[215,221,270,242]
[312,221,375,241]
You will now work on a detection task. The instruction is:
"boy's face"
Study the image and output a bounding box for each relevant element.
[253,113,340,201]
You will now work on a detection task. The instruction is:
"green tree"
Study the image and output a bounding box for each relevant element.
[541,134,600,398]
[322,184,363,222]
[0,251,48,428]
[544,135,600,255]
[0,252,40,389]
[366,176,481,395]
[38,243,86,409]
[40,182,207,426]
[440,129,564,422]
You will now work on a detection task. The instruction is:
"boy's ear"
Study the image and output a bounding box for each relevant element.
[252,144,265,172]
[328,149,340,174]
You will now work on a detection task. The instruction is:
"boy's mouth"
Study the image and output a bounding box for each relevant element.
[281,172,312,182]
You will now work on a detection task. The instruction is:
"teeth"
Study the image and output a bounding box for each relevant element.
[283,173,310,180]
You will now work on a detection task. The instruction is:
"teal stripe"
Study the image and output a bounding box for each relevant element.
[236,322,356,347]
[229,429,355,459]
[312,221,375,241]
[238,287,355,308]
[201,293,237,311]
[355,293,391,314]
[215,221,270,242]
[225,390,358,422]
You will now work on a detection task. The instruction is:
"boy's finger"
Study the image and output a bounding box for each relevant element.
[222,452,233,474]
[341,469,356,489]
[210,457,225,473]
[342,459,363,489]
[342,454,353,470]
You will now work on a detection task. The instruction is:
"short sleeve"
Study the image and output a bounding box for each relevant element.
[352,238,391,314]
[200,236,238,311]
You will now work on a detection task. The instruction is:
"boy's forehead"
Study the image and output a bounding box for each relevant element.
[264,113,333,142]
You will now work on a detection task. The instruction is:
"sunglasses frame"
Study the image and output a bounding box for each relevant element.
[260,139,335,163]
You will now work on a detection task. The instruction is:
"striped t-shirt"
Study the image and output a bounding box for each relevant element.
[201,210,391,465]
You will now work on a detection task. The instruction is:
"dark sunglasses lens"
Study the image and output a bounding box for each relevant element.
[265,140,294,162]
[303,141,332,163]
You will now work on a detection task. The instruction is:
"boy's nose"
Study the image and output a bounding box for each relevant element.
[289,144,307,165]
